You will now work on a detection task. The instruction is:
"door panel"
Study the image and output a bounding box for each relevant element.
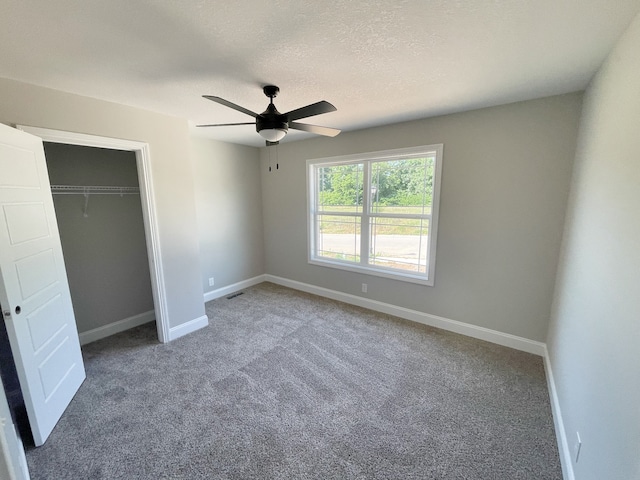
[0,123,85,446]
[26,294,65,351]
[4,203,50,243]
[15,249,58,299]
[0,142,39,187]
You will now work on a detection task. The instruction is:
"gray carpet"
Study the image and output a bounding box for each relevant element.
[25,282,562,479]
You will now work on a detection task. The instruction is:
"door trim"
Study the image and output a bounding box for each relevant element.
[16,125,170,343]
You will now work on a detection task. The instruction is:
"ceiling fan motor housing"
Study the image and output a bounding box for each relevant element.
[256,103,289,134]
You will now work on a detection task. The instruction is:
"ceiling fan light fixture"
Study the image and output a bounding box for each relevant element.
[258,128,287,142]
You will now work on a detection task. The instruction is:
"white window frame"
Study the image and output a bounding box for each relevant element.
[307,144,443,286]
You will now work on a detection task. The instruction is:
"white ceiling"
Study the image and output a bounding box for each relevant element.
[1,0,639,147]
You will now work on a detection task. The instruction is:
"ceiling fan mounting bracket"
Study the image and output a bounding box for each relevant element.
[263,85,280,99]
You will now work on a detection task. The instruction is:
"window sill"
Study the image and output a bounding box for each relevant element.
[308,257,434,286]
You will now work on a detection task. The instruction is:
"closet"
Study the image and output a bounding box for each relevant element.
[43,142,155,342]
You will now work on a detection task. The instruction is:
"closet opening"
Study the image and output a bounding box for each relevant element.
[44,143,155,345]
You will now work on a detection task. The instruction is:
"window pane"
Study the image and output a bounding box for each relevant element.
[368,218,429,273]
[316,214,361,263]
[370,156,435,215]
[317,164,364,213]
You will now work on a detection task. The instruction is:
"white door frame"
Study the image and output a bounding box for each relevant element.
[16,125,170,343]
[0,378,30,480]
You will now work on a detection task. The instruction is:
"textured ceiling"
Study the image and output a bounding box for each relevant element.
[1,0,639,146]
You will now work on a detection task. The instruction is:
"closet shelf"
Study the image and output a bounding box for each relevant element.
[50,185,140,195]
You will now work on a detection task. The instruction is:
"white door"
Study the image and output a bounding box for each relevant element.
[0,123,85,446]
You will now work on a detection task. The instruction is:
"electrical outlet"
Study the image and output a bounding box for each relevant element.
[362,283,368,293]
[208,277,215,287]
[574,431,582,463]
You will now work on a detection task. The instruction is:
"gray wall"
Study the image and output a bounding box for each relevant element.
[0,77,205,330]
[261,93,582,342]
[44,142,154,334]
[547,12,640,480]
[191,136,264,294]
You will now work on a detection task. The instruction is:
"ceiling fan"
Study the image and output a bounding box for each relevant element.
[197,85,340,145]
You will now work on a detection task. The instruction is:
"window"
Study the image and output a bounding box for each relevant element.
[307,144,443,285]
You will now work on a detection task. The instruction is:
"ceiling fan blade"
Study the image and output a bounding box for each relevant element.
[289,122,341,137]
[196,122,255,127]
[203,95,258,118]
[285,101,337,121]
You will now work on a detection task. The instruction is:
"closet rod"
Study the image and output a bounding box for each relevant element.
[50,185,140,195]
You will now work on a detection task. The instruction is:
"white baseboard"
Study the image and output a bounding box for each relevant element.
[543,347,574,480]
[203,275,267,303]
[79,310,155,345]
[168,315,209,341]
[264,274,546,356]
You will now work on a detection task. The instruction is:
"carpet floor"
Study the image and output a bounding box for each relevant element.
[25,282,561,479]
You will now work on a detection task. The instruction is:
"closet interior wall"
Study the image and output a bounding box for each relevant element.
[44,142,155,338]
